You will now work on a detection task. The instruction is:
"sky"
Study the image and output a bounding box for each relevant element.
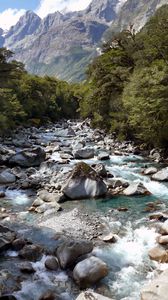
[0,0,92,30]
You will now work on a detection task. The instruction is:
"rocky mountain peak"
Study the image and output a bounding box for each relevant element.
[36,11,65,34]
[85,0,120,22]
[4,10,41,48]
[2,0,168,82]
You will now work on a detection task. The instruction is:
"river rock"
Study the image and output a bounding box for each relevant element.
[98,152,110,161]
[0,170,16,184]
[144,167,158,175]
[107,179,128,189]
[56,239,93,269]
[19,262,35,273]
[0,225,16,253]
[152,167,168,181]
[160,220,168,235]
[148,246,168,263]
[101,233,117,243]
[74,149,94,159]
[56,127,75,137]
[63,162,107,200]
[76,292,114,300]
[19,244,43,261]
[35,202,61,214]
[39,292,56,300]
[158,235,168,245]
[73,256,108,288]
[93,164,107,177]
[141,269,168,300]
[149,213,168,222]
[12,238,26,251]
[9,147,46,167]
[37,190,58,202]
[32,198,44,207]
[45,257,59,271]
[123,182,150,196]
[0,191,5,198]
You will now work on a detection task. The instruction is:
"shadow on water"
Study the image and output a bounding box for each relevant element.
[0,218,76,300]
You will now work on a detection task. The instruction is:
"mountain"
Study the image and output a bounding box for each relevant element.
[0,28,4,47]
[107,0,168,33]
[4,11,41,49]
[84,0,119,21]
[2,0,168,82]
[3,1,119,82]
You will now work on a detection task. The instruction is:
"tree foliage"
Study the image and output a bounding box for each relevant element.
[79,5,168,147]
[0,49,79,134]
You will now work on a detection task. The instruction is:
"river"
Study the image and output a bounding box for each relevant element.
[0,121,168,300]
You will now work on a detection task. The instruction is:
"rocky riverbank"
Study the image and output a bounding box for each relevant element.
[0,120,168,300]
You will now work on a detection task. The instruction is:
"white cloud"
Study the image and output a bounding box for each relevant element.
[36,0,92,18]
[0,8,26,30]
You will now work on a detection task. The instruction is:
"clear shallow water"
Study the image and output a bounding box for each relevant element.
[69,152,168,300]
[2,129,168,300]
[0,189,35,213]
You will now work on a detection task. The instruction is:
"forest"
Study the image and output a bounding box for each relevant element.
[0,48,79,134]
[79,4,168,148]
[1,5,168,149]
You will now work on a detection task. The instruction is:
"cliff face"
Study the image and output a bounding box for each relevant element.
[2,0,168,81]
[110,0,168,32]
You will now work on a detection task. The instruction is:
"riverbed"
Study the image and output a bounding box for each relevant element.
[0,120,168,300]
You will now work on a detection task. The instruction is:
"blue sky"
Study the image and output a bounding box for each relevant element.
[0,0,92,30]
[0,0,39,13]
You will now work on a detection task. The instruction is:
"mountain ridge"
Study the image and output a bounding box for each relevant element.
[2,0,168,81]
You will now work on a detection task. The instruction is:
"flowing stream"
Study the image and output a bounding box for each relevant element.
[1,122,168,300]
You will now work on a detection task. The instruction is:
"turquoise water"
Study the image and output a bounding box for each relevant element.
[68,153,168,300]
[2,126,168,300]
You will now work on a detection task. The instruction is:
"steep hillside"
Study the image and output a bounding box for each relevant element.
[108,0,168,33]
[2,0,168,81]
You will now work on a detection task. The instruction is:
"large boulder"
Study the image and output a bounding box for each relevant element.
[56,239,93,269]
[152,167,168,181]
[76,292,114,300]
[141,269,168,300]
[73,256,108,288]
[63,162,107,200]
[9,147,46,167]
[0,170,16,184]
[74,149,94,159]
[123,182,150,196]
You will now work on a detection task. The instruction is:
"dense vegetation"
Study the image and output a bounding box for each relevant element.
[79,5,168,148]
[1,5,168,149]
[0,48,78,134]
